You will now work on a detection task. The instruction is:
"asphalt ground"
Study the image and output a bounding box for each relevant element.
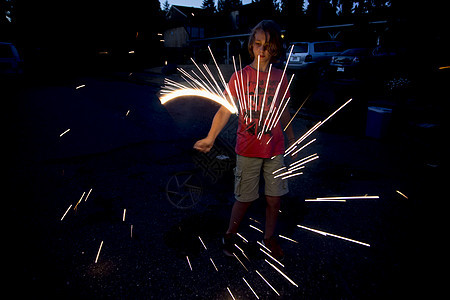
[4,67,441,299]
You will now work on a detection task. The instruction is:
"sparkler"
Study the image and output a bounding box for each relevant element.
[95,240,104,263]
[75,84,85,89]
[122,209,126,222]
[159,45,297,138]
[297,225,370,247]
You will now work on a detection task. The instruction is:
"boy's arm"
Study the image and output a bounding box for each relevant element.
[193,105,232,153]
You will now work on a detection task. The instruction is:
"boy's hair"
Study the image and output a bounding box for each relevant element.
[248,20,282,63]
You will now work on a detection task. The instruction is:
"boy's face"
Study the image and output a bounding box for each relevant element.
[252,29,272,65]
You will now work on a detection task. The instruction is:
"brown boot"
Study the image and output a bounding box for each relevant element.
[263,236,284,261]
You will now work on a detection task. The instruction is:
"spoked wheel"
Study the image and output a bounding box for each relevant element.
[165,171,203,209]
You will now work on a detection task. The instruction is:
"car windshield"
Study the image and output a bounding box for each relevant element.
[314,42,343,52]
[340,48,370,56]
[292,43,308,53]
[0,44,13,58]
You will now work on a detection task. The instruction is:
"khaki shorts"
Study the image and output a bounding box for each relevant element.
[234,154,289,202]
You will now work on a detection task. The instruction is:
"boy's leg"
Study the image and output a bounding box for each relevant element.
[226,200,252,234]
[264,195,281,239]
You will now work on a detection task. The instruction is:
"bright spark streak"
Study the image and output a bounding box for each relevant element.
[210,257,218,271]
[282,172,303,180]
[273,167,303,179]
[396,190,408,199]
[259,64,272,126]
[249,224,263,233]
[84,188,93,202]
[122,209,126,222]
[233,252,249,271]
[283,92,313,131]
[198,236,207,250]
[208,46,239,113]
[186,255,192,271]
[256,270,280,296]
[234,244,250,262]
[265,259,299,287]
[272,166,286,174]
[259,247,284,268]
[249,217,261,224]
[291,138,316,157]
[314,195,379,200]
[243,277,259,299]
[74,192,85,211]
[305,199,346,202]
[236,232,248,243]
[285,98,353,156]
[59,128,70,137]
[130,224,133,238]
[289,153,319,168]
[227,287,236,300]
[278,234,299,244]
[297,225,370,247]
[159,88,237,114]
[125,109,130,116]
[75,84,85,89]
[257,241,271,253]
[60,204,72,221]
[95,240,104,263]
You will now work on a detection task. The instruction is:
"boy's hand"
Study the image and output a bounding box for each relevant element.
[193,137,214,153]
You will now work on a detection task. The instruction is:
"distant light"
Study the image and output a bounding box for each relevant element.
[128,50,135,54]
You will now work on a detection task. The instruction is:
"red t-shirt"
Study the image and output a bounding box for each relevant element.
[226,65,290,158]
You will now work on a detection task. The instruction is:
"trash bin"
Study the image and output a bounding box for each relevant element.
[366,106,392,139]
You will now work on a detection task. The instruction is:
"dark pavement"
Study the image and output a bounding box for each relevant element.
[5,68,441,299]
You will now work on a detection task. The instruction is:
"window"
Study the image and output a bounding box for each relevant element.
[292,43,308,53]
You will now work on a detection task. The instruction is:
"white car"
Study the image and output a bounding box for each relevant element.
[0,42,23,76]
[286,41,344,70]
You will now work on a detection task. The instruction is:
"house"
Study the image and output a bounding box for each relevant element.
[163,5,207,48]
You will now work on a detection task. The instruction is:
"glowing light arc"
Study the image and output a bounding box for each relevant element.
[159,88,238,114]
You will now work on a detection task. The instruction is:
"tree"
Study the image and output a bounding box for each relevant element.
[162,0,170,14]
[202,0,216,14]
[217,0,242,13]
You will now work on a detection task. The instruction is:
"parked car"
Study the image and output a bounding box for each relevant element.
[0,42,23,77]
[329,48,373,80]
[286,41,344,70]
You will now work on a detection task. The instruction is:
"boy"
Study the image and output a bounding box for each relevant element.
[194,20,295,260]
